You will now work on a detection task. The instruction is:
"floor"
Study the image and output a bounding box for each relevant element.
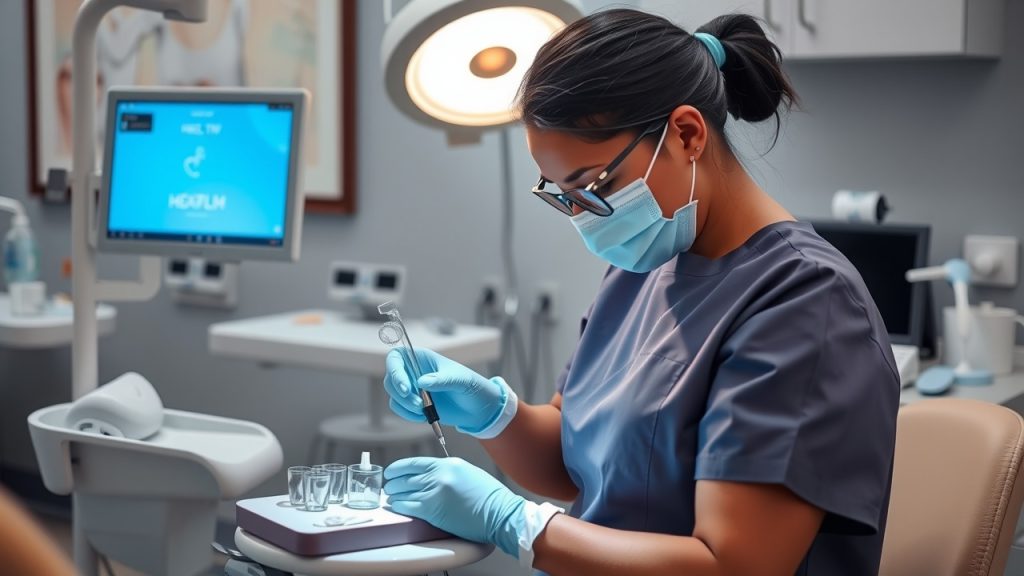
[33,511,228,576]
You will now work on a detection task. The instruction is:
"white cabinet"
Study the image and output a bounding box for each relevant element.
[790,0,1003,58]
[638,0,1003,59]
[639,0,789,49]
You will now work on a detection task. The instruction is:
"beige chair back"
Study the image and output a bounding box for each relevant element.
[881,398,1024,576]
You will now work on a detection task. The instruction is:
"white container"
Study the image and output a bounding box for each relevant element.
[943,302,1024,376]
[9,280,45,316]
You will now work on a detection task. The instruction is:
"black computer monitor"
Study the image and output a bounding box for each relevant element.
[809,220,935,357]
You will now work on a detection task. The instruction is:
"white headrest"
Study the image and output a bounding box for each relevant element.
[65,372,164,440]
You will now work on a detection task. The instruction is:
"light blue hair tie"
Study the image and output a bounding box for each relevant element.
[694,32,726,69]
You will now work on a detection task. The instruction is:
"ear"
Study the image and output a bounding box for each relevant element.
[667,105,708,160]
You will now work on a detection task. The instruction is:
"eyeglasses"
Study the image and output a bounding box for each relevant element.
[531,120,668,217]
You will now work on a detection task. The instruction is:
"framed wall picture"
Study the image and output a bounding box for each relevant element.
[25,0,356,214]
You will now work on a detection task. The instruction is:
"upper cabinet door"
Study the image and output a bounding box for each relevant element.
[639,0,1003,60]
[790,0,968,58]
[638,0,793,53]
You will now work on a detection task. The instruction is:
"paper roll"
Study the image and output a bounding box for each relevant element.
[831,190,889,223]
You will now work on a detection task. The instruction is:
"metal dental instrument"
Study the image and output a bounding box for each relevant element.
[378,301,450,457]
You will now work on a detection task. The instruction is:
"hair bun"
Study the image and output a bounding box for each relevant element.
[696,14,798,124]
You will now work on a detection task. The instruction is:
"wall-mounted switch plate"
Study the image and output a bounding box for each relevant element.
[964,235,1018,288]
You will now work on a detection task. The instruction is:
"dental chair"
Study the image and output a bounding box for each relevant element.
[28,373,283,576]
[880,398,1024,576]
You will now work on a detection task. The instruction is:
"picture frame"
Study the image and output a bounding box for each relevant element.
[25,0,356,214]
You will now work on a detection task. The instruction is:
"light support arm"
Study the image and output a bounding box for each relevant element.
[83,172,162,302]
[496,127,533,398]
[71,0,207,399]
[70,3,208,574]
[72,0,112,409]
[94,256,163,302]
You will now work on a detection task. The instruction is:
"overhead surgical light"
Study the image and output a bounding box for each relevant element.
[381,0,583,134]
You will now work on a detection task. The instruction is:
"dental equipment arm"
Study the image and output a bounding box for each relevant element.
[907,259,985,378]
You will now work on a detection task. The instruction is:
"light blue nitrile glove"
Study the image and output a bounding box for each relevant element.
[384,457,564,565]
[383,348,517,439]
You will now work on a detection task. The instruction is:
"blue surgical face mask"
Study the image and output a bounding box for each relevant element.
[570,124,698,273]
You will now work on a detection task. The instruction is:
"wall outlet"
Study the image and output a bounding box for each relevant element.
[964,235,1018,288]
[165,258,239,309]
[535,282,558,325]
[480,276,503,318]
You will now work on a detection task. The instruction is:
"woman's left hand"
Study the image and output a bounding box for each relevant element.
[384,457,526,556]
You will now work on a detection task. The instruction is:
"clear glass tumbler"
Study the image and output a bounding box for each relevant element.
[346,464,383,510]
[321,463,347,504]
[304,468,331,512]
[287,466,311,507]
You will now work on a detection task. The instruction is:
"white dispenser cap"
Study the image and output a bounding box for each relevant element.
[0,196,29,227]
[360,451,371,471]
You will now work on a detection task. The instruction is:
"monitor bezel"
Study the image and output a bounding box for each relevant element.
[97,87,307,262]
[808,220,931,350]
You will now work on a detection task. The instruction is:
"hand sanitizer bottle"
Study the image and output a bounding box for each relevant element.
[3,213,38,284]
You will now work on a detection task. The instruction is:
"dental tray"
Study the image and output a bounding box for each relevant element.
[236,495,451,556]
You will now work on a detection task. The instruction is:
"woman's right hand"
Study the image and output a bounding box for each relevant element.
[383,348,515,438]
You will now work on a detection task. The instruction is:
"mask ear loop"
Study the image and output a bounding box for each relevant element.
[643,123,670,181]
[687,144,701,204]
[688,154,697,204]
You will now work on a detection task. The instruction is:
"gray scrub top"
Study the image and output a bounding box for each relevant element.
[555,221,900,575]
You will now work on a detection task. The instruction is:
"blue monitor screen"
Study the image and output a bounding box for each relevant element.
[106,100,294,246]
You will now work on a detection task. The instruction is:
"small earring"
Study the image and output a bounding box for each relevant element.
[689,155,695,163]
[695,146,701,152]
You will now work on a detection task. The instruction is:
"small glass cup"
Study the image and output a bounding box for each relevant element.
[346,464,383,510]
[287,466,311,507]
[304,468,331,512]
[321,463,347,504]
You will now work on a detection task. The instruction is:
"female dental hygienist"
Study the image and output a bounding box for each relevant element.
[382,9,899,576]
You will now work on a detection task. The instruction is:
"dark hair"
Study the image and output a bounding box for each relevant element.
[516,9,798,150]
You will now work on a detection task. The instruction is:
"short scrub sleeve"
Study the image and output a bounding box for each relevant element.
[695,262,900,534]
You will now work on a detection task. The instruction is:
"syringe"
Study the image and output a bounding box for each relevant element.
[378,301,449,457]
